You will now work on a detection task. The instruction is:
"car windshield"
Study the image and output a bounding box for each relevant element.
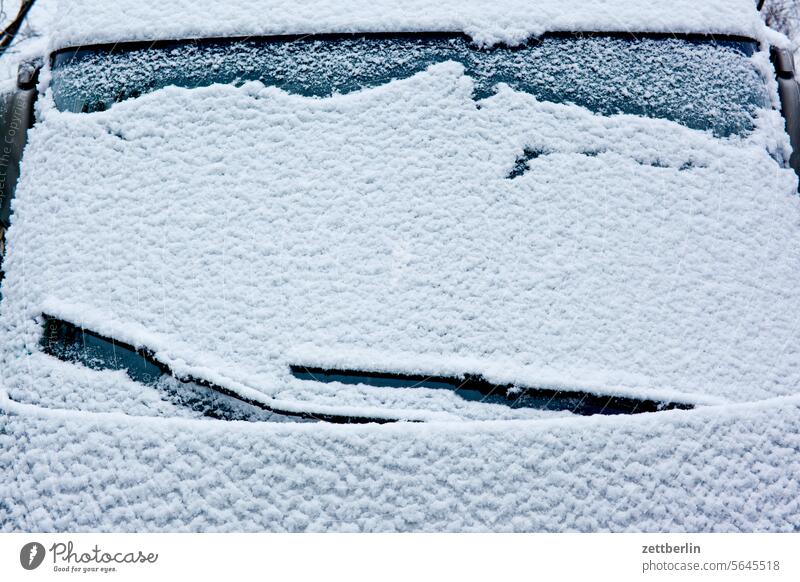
[35,33,775,423]
[50,33,768,137]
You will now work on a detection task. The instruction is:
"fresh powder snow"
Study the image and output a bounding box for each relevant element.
[1,0,799,532]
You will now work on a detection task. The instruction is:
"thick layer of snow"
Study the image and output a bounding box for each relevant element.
[2,61,799,421]
[50,0,768,50]
[2,394,799,531]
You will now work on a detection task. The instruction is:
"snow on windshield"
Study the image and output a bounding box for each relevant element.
[2,0,800,534]
[52,35,769,138]
[1,59,798,424]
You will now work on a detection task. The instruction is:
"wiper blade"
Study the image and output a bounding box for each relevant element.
[39,315,397,424]
[290,366,694,416]
[38,315,694,421]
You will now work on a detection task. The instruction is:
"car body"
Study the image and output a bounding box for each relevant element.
[1,0,799,532]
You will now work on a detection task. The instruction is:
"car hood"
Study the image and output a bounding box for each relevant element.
[50,0,768,51]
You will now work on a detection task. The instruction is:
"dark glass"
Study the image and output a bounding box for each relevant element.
[51,33,767,137]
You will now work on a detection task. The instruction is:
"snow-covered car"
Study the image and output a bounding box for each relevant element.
[1,0,800,531]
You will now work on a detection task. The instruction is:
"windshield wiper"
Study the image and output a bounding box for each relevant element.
[39,315,396,424]
[290,366,694,416]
